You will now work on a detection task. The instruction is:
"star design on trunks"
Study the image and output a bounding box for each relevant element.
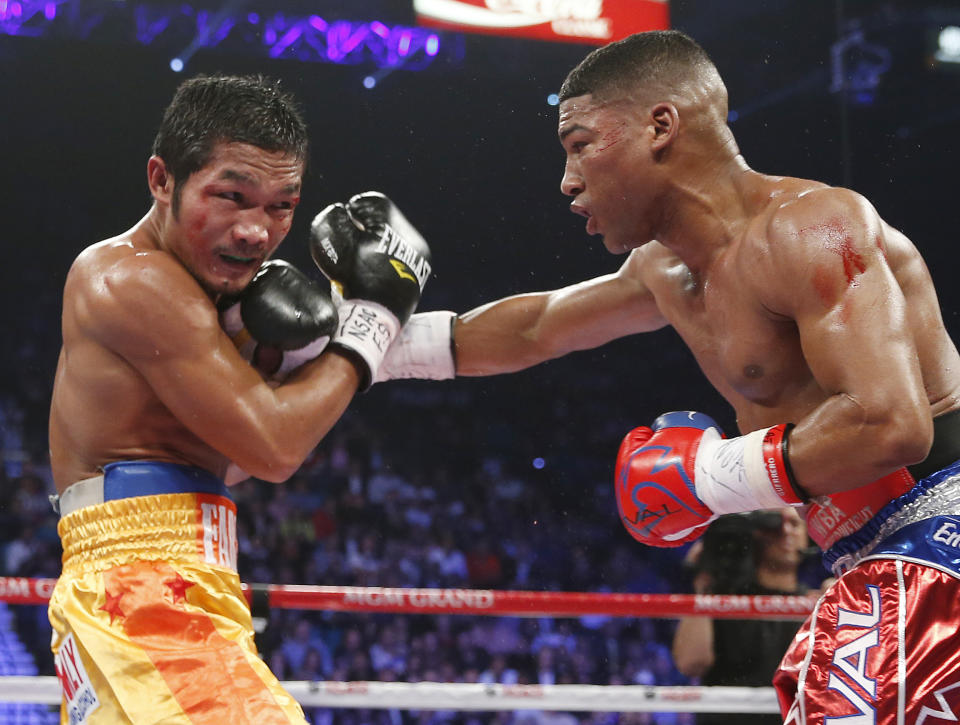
[100,590,125,624]
[164,573,195,604]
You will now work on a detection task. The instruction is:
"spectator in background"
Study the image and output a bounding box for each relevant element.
[479,653,520,685]
[272,617,333,681]
[671,509,811,724]
[466,536,503,588]
[4,526,43,576]
[427,529,469,586]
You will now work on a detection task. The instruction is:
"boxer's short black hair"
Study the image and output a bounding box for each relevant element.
[559,30,716,103]
[152,74,308,214]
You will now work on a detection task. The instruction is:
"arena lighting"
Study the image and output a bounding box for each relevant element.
[168,0,241,72]
[0,0,65,34]
[0,0,448,73]
[360,64,401,89]
[830,26,891,105]
[935,25,960,64]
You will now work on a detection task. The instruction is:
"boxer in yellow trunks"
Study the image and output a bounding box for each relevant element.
[49,462,299,723]
[48,74,433,723]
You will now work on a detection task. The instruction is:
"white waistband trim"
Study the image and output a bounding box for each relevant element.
[50,476,106,519]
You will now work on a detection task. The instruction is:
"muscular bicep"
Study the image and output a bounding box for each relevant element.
[456,249,667,375]
[764,192,931,491]
[795,245,915,404]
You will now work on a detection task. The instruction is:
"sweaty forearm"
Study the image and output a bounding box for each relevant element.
[452,270,664,377]
[223,352,360,482]
[788,392,932,497]
[454,293,561,376]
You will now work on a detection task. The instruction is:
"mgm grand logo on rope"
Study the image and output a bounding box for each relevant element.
[344,587,496,610]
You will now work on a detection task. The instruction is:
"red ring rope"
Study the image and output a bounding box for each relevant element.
[0,577,816,619]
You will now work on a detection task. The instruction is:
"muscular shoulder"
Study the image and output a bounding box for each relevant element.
[766,185,880,245]
[67,240,216,357]
[619,241,677,287]
[749,185,887,316]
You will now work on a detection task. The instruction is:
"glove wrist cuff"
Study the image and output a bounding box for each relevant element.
[374,311,456,384]
[332,300,401,390]
[274,336,332,380]
[694,424,806,514]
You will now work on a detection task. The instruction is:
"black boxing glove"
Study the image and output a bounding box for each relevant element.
[310,191,432,388]
[219,259,338,380]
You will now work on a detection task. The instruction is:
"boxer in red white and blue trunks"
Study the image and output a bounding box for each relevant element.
[363,31,960,725]
[775,409,960,723]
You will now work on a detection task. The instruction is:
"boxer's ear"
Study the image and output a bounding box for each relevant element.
[147,155,174,204]
[649,103,679,154]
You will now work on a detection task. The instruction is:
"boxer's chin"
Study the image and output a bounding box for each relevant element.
[601,234,634,255]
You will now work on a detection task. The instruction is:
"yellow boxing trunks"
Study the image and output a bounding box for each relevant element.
[49,461,307,725]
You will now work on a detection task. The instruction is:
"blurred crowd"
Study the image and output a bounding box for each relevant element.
[0,359,766,724]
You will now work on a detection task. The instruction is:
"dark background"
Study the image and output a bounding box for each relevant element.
[2,0,959,469]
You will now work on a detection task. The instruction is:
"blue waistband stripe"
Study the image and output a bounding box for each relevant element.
[863,515,960,577]
[102,461,229,501]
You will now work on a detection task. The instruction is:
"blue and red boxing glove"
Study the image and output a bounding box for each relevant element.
[615,411,806,548]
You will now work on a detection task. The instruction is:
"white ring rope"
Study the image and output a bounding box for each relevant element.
[0,677,780,713]
[0,579,794,714]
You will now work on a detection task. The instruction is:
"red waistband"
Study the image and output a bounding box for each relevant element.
[805,468,915,550]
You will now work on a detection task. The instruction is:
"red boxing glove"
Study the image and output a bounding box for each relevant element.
[615,411,721,548]
[615,411,807,548]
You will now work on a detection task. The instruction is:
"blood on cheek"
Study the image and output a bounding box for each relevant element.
[189,212,209,235]
[596,124,626,152]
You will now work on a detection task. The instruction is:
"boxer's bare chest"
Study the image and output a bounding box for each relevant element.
[647,252,822,425]
[51,313,227,488]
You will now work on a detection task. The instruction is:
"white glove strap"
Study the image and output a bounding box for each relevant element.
[694,426,795,514]
[333,300,401,384]
[274,336,331,380]
[374,311,456,384]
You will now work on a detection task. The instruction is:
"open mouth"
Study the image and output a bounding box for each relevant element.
[570,203,595,234]
[218,252,259,268]
[220,253,256,263]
